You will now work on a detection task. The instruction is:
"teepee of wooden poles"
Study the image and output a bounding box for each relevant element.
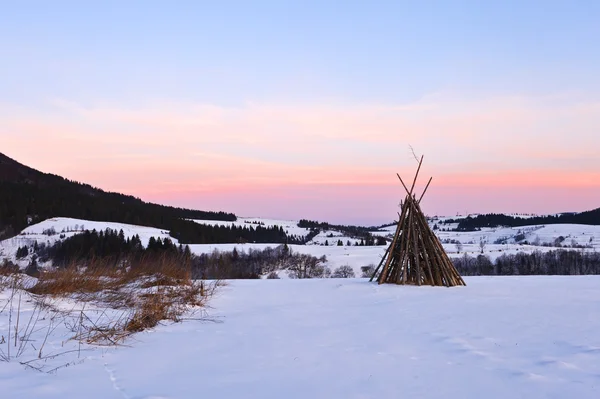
[370,156,466,287]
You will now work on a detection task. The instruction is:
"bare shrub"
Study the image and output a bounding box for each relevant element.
[360,264,376,278]
[331,265,356,278]
[266,271,280,279]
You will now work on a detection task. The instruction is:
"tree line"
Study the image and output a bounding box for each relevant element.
[298,219,384,244]
[170,222,295,244]
[452,250,600,276]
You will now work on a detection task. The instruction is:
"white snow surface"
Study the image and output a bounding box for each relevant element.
[2,277,600,398]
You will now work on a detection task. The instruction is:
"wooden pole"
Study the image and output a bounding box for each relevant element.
[377,208,404,284]
[397,197,415,284]
[409,155,424,196]
[370,244,390,282]
[415,214,435,285]
[418,177,433,204]
[397,173,411,196]
[411,214,421,284]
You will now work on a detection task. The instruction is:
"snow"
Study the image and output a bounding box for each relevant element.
[2,277,600,398]
[306,229,364,246]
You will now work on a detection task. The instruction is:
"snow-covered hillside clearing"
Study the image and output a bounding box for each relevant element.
[0,218,173,269]
[2,277,599,398]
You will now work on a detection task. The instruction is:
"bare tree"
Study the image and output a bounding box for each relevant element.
[287,254,330,279]
[455,242,463,254]
[479,239,487,254]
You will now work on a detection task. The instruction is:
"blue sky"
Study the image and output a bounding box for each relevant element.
[3,1,598,105]
[1,1,599,223]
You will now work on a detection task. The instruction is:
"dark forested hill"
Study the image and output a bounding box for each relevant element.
[0,153,284,244]
[444,209,600,231]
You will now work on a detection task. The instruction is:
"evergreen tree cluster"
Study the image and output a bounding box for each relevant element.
[34,228,190,267]
[444,209,600,231]
[16,245,29,259]
[453,250,600,276]
[170,223,291,244]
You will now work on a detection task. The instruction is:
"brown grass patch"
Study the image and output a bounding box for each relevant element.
[21,255,220,344]
[29,254,192,297]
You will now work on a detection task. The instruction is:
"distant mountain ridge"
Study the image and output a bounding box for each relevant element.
[0,153,292,244]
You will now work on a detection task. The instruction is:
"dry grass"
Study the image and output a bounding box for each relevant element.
[2,255,220,371]
[1,253,221,361]
[126,291,173,333]
[29,255,192,296]
[0,262,20,292]
[28,267,115,296]
[21,255,220,345]
[0,253,226,372]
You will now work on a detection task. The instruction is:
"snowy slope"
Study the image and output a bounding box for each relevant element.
[2,277,600,398]
[19,217,173,246]
[306,229,364,246]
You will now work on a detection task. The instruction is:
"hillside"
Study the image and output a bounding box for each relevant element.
[0,153,290,244]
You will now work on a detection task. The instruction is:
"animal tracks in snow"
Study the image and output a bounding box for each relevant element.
[104,363,173,399]
[431,333,600,386]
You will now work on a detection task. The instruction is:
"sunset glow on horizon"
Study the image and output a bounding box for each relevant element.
[2,1,599,224]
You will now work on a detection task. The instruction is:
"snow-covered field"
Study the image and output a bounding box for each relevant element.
[2,277,600,398]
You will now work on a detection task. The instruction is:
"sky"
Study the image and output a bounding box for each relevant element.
[1,1,599,225]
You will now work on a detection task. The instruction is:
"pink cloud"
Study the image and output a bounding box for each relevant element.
[1,92,599,223]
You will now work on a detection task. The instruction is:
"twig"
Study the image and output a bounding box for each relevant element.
[77,304,85,358]
[14,291,22,348]
[409,145,420,163]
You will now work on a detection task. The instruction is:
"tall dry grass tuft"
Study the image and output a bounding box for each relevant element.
[29,254,192,296]
[21,253,220,345]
